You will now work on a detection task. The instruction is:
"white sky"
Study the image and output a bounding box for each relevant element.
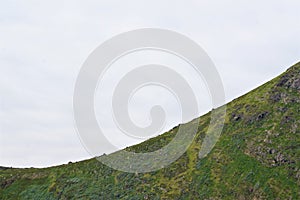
[1,0,300,167]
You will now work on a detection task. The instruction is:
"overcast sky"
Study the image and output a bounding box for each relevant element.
[1,0,300,168]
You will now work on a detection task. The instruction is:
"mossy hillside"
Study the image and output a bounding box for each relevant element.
[0,62,299,199]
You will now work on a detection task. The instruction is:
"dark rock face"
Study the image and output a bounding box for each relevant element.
[276,64,300,90]
[277,76,290,88]
[269,91,282,102]
[269,89,300,104]
[284,78,300,90]
[269,63,300,104]
[291,78,300,90]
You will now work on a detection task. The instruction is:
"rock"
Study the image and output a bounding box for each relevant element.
[257,112,269,120]
[276,68,300,90]
[269,92,282,102]
[0,178,15,189]
[281,115,293,124]
[232,114,242,121]
[274,153,290,165]
[277,106,288,112]
[292,78,300,90]
[277,76,290,87]
[269,149,276,154]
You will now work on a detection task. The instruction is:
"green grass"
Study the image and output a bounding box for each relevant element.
[1,62,300,199]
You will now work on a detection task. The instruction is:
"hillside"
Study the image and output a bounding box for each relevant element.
[1,62,300,199]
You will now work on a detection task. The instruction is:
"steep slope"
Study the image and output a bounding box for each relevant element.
[1,62,300,199]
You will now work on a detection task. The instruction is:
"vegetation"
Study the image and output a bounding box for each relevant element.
[1,62,300,199]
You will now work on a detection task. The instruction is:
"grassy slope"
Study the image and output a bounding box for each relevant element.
[1,62,300,199]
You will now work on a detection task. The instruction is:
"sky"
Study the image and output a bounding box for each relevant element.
[1,0,300,168]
